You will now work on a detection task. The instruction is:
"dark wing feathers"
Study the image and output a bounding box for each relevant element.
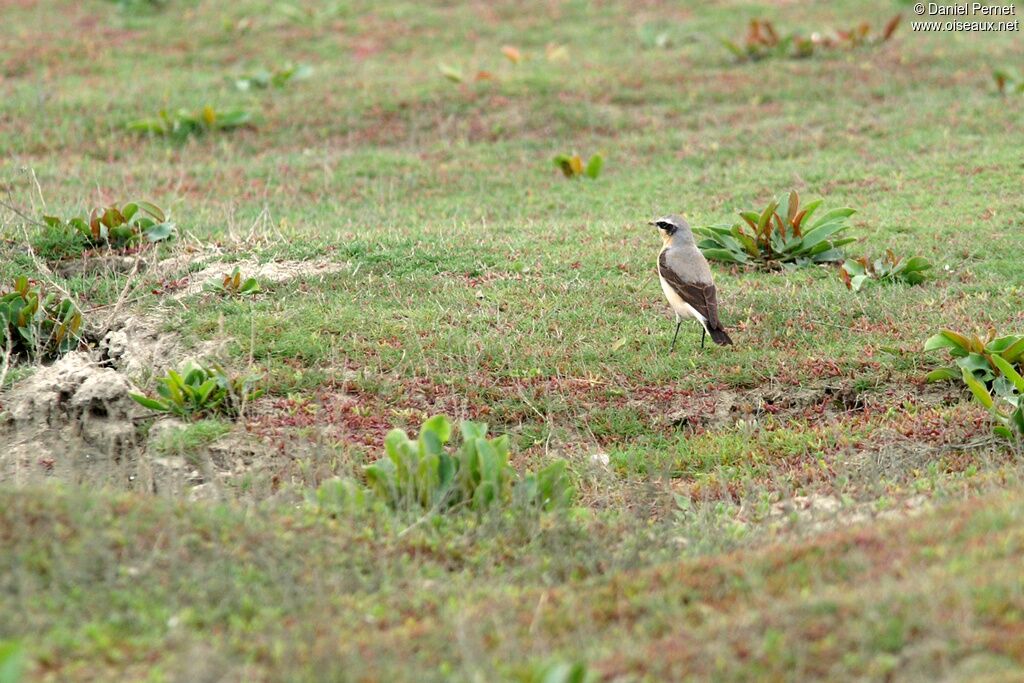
[658,251,723,329]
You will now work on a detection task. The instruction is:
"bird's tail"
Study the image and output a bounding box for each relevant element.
[709,327,733,346]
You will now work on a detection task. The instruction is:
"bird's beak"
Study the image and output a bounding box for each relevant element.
[648,221,657,227]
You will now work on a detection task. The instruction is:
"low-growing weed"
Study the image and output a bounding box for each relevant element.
[553,153,604,179]
[204,267,261,297]
[314,415,575,517]
[0,277,83,362]
[924,329,1024,385]
[130,361,264,420]
[128,106,254,140]
[39,201,174,258]
[960,358,1024,441]
[840,251,932,291]
[722,16,900,62]
[696,190,855,269]
[993,68,1024,95]
[233,64,312,91]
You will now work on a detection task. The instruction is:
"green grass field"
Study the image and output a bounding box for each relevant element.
[2,0,1024,680]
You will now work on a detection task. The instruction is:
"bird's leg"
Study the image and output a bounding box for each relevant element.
[670,316,682,353]
[700,326,706,350]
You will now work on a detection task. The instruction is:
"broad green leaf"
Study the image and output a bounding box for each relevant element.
[925,367,959,382]
[957,353,995,384]
[800,221,851,250]
[438,62,464,83]
[460,420,488,441]
[808,207,855,230]
[961,367,994,409]
[841,259,867,277]
[144,222,175,242]
[420,415,451,443]
[809,248,847,263]
[902,256,932,272]
[756,200,778,235]
[798,198,824,227]
[925,329,972,354]
[700,247,747,263]
[992,355,1024,393]
[1000,337,1024,362]
[584,154,603,179]
[130,394,168,411]
[135,201,165,222]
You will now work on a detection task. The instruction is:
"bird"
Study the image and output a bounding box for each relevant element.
[651,214,733,351]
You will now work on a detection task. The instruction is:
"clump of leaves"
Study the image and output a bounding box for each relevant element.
[720,20,793,61]
[40,201,174,255]
[840,250,932,291]
[553,153,604,179]
[723,16,900,61]
[924,329,1024,387]
[960,357,1024,442]
[696,191,856,270]
[518,460,577,511]
[130,361,264,421]
[127,106,254,140]
[0,277,82,362]
[993,69,1024,95]
[233,63,312,91]
[339,415,577,515]
[204,267,261,297]
[812,15,901,50]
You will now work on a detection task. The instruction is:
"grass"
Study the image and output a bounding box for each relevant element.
[2,0,1024,679]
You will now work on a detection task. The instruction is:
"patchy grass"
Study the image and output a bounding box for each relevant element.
[1,0,1024,679]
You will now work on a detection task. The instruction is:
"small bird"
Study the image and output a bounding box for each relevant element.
[651,214,733,351]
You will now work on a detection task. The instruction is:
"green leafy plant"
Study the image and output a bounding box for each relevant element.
[720,20,793,62]
[518,459,576,511]
[722,16,900,61]
[130,361,264,420]
[312,477,372,517]
[127,106,254,140]
[924,329,1024,386]
[0,277,82,362]
[41,201,174,253]
[695,191,856,269]
[204,267,261,297]
[354,415,576,515]
[840,250,932,291]
[365,416,513,512]
[960,356,1024,441]
[993,68,1024,95]
[233,63,313,91]
[816,15,901,49]
[553,153,604,179]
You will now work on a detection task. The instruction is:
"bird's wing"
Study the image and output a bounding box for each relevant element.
[658,251,722,328]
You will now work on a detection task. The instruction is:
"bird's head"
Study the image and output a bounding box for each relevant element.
[650,215,694,246]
